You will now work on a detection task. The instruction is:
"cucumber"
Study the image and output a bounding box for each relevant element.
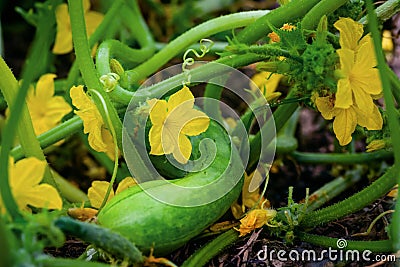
[97,121,244,255]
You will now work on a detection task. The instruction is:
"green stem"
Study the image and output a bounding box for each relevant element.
[306,166,364,211]
[366,0,400,252]
[359,0,400,24]
[181,229,239,267]
[40,258,116,267]
[387,64,400,105]
[125,10,270,83]
[291,150,393,164]
[0,2,59,219]
[248,101,299,173]
[366,0,400,167]
[297,232,393,253]
[113,53,272,105]
[301,0,348,30]
[55,216,143,264]
[10,116,83,161]
[235,0,320,44]
[154,41,229,54]
[301,165,399,228]
[64,0,125,93]
[68,0,123,150]
[52,170,88,203]
[0,216,15,266]
[235,45,303,63]
[0,58,45,160]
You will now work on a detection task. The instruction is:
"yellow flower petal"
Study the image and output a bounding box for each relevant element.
[355,104,383,130]
[236,209,277,237]
[85,11,104,36]
[355,36,377,69]
[173,133,192,164]
[231,202,244,220]
[336,78,353,109]
[12,157,46,189]
[333,108,357,146]
[180,110,210,136]
[115,177,137,194]
[52,4,72,54]
[337,48,355,77]
[25,74,71,135]
[242,171,264,209]
[52,0,103,55]
[250,72,283,98]
[148,86,210,163]
[70,86,92,110]
[334,17,363,50]
[70,86,112,153]
[35,74,56,99]
[83,0,91,13]
[366,139,386,152]
[88,181,115,209]
[149,125,164,155]
[352,86,375,114]
[68,207,98,221]
[21,184,62,211]
[148,99,167,126]
[382,30,394,52]
[167,86,194,111]
[315,96,336,120]
[7,157,62,213]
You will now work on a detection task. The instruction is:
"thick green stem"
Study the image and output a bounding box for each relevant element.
[0,2,59,219]
[10,116,83,161]
[359,0,400,24]
[301,0,348,30]
[55,216,143,264]
[307,166,364,211]
[301,166,399,228]
[236,0,320,44]
[297,232,393,253]
[113,53,271,105]
[181,229,239,267]
[291,150,393,164]
[0,58,44,160]
[248,102,299,172]
[68,0,123,150]
[64,0,125,92]
[366,0,400,252]
[0,216,15,266]
[125,10,270,83]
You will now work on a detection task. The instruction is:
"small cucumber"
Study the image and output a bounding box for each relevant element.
[97,121,244,255]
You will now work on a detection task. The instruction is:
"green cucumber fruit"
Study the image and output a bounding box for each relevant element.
[97,121,244,255]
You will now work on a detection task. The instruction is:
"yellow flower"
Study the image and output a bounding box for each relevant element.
[147,86,210,164]
[231,171,270,219]
[334,18,382,114]
[366,139,386,152]
[235,208,277,237]
[315,94,382,146]
[88,177,137,209]
[26,74,72,135]
[250,71,283,101]
[70,85,116,159]
[52,0,103,54]
[0,157,62,214]
[382,30,394,52]
[267,23,296,43]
